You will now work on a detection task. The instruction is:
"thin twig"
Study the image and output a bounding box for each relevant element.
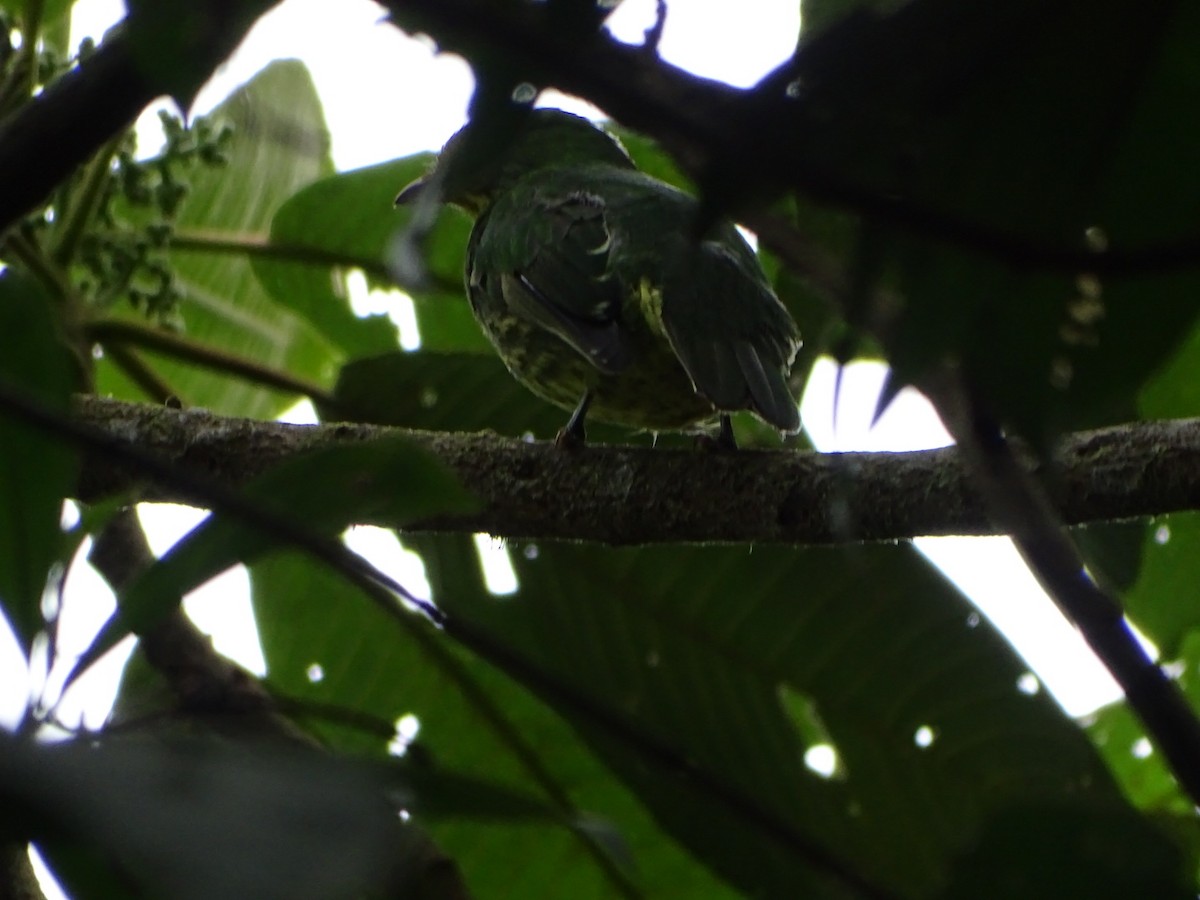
[88,318,336,405]
[642,0,667,55]
[169,229,391,281]
[102,343,179,405]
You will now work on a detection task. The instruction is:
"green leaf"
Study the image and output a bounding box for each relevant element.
[942,803,1193,899]
[1140,304,1200,421]
[0,272,78,653]
[254,169,403,358]
[2,735,409,900]
[5,0,75,28]
[1087,700,1194,817]
[402,535,1175,897]
[68,438,472,684]
[607,125,695,193]
[1120,513,1200,659]
[782,0,1200,440]
[95,60,340,418]
[800,0,906,37]
[767,193,866,383]
[34,838,138,900]
[251,549,735,898]
[258,155,487,354]
[1072,520,1147,595]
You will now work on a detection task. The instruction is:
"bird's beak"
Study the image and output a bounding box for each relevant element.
[394,177,427,206]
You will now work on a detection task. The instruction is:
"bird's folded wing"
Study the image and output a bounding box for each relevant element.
[660,237,801,432]
[499,191,632,374]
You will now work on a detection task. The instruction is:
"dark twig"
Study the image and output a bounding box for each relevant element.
[101,342,180,405]
[381,0,1200,279]
[88,318,336,406]
[642,0,667,55]
[930,373,1200,808]
[168,229,392,281]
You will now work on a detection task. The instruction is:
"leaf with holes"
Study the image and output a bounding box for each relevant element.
[258,155,486,354]
[400,534,1187,897]
[250,549,733,898]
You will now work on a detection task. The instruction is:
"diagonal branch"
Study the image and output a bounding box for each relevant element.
[926,372,1200,807]
[71,394,1200,546]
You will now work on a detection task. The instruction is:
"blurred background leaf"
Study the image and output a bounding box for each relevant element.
[94,60,341,418]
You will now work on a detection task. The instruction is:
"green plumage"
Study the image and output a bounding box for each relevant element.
[402,109,802,441]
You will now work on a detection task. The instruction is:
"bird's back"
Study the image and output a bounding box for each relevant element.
[468,159,801,432]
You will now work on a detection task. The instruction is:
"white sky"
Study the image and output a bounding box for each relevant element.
[0,0,1124,751]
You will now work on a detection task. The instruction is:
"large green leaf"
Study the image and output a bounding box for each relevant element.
[608,126,695,193]
[254,167,404,359]
[1116,513,1200,659]
[399,535,1184,897]
[251,550,731,898]
[3,734,406,900]
[800,0,906,36]
[3,0,74,28]
[774,0,1200,440]
[67,438,472,684]
[95,60,340,418]
[258,155,486,354]
[941,802,1192,899]
[1087,699,1194,817]
[0,272,78,652]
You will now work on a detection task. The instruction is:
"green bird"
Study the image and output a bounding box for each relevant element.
[397,109,801,447]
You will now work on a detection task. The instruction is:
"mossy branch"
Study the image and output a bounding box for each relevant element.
[70,394,1200,546]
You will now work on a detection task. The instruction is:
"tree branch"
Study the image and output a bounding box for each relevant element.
[69,394,1200,545]
[0,843,44,900]
[87,508,290,734]
[380,0,1200,279]
[926,372,1200,807]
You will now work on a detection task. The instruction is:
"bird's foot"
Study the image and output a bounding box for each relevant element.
[695,415,738,451]
[556,391,592,450]
[554,426,587,450]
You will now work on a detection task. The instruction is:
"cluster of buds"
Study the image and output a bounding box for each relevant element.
[76,110,234,325]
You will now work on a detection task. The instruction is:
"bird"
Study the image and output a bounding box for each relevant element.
[396,108,801,448]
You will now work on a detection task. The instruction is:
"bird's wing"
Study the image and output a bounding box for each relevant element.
[494,189,632,374]
[659,235,802,431]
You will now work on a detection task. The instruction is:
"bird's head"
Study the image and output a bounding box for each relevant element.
[396,108,634,217]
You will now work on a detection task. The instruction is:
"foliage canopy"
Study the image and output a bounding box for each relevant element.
[2,1,1200,898]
